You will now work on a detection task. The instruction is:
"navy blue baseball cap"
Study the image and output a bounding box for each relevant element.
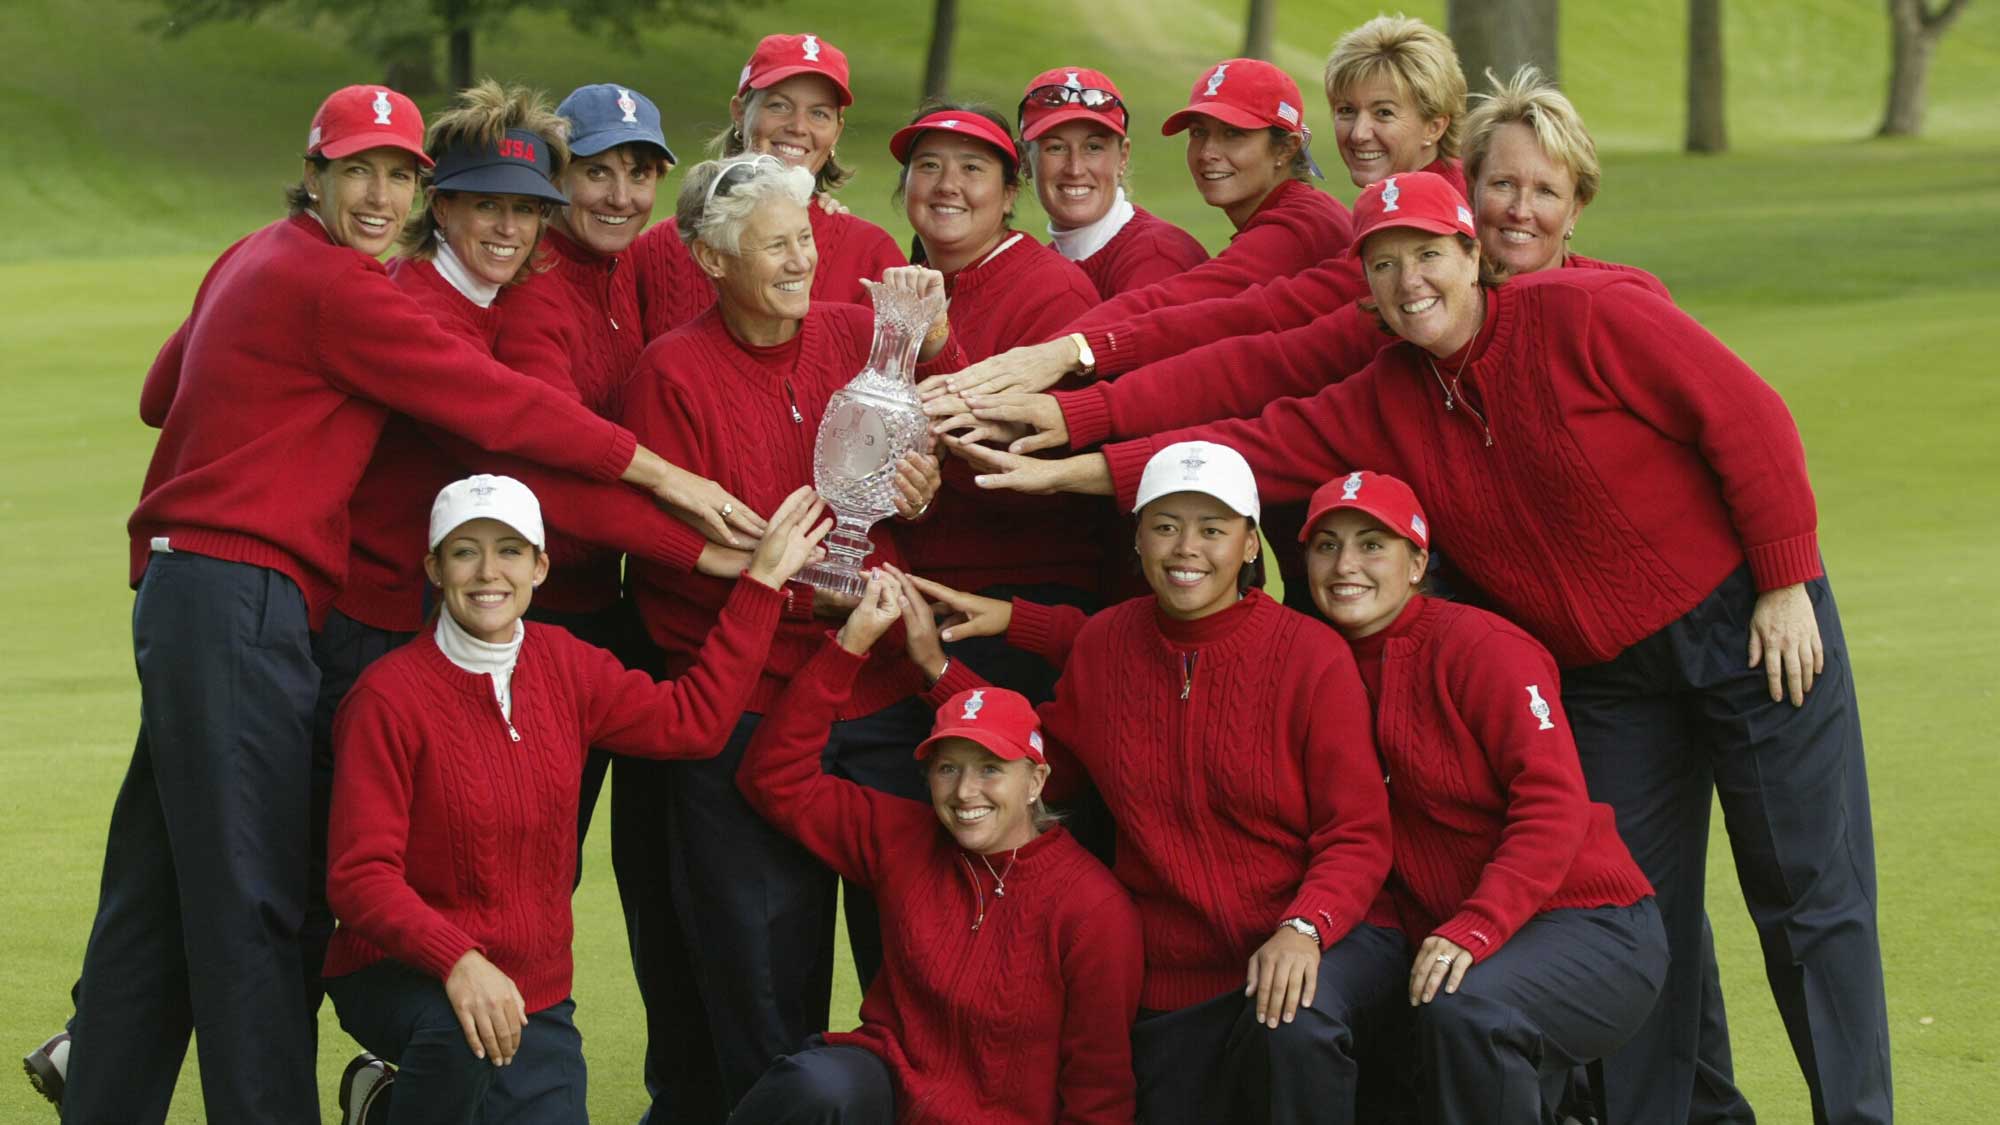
[557,84,678,164]
[430,128,568,204]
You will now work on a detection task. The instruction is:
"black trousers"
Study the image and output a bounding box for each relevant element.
[328,960,587,1125]
[63,553,321,1124]
[1131,923,1405,1125]
[727,1037,896,1124]
[667,700,933,1115]
[1565,567,1890,1125]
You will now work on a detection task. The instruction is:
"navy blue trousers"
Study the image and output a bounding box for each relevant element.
[63,553,321,1124]
[727,1037,896,1124]
[1131,923,1405,1125]
[1565,567,1890,1125]
[328,960,587,1125]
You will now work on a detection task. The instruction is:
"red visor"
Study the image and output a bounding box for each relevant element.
[890,111,1019,164]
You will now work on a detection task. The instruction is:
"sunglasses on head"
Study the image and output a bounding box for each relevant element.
[703,153,787,211]
[1017,85,1129,135]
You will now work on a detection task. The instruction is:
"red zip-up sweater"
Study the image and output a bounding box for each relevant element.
[1074,157,1464,376]
[324,578,780,1011]
[740,641,1142,1124]
[335,260,704,632]
[1100,270,1824,668]
[622,304,925,718]
[931,589,1390,1010]
[130,215,636,626]
[630,205,909,340]
[1347,597,1651,962]
[1062,180,1353,341]
[1071,205,1210,301]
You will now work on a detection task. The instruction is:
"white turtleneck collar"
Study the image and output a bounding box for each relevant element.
[432,235,502,308]
[436,608,525,719]
[1047,187,1135,264]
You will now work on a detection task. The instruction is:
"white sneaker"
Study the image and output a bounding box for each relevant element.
[22,1030,67,1110]
[339,1052,395,1125]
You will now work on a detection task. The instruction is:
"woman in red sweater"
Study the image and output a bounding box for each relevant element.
[1300,470,1664,1123]
[900,441,1398,1125]
[630,33,908,338]
[323,476,825,1124]
[725,577,1143,1124]
[953,171,1892,1125]
[620,154,947,1116]
[1017,66,1208,300]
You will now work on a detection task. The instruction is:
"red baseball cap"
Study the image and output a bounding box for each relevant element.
[1348,171,1476,258]
[307,86,431,168]
[915,687,1047,765]
[1162,59,1306,136]
[739,33,853,107]
[1019,67,1128,141]
[889,110,1019,164]
[1301,471,1431,550]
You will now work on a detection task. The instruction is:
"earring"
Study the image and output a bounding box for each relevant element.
[1563,229,1573,240]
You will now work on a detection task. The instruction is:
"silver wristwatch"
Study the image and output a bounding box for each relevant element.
[1280,916,1320,943]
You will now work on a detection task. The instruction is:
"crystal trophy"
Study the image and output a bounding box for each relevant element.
[797,279,944,597]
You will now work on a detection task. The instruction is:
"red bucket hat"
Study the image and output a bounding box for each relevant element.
[1347,170,1476,257]
[1019,67,1128,141]
[889,110,1019,164]
[738,33,853,107]
[915,687,1047,765]
[1161,59,1306,136]
[1301,470,1431,551]
[307,86,431,168]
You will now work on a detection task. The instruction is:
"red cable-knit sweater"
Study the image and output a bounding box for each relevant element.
[932,590,1390,1010]
[631,205,909,340]
[1072,205,1210,301]
[910,233,1109,593]
[130,215,636,626]
[324,579,781,1011]
[1064,180,1353,336]
[1346,596,1651,962]
[740,641,1143,1124]
[622,304,924,718]
[1101,270,1824,668]
[1074,157,1464,376]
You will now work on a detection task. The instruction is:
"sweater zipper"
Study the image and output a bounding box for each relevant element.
[491,683,520,742]
[783,378,803,424]
[1179,651,1197,700]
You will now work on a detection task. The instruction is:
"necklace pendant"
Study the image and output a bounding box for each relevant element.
[994,886,1006,897]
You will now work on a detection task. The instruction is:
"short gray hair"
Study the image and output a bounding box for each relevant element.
[675,155,816,256]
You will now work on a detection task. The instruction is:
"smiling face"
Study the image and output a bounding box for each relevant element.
[431,192,543,286]
[904,132,1017,274]
[1473,121,1583,278]
[1362,227,1484,356]
[1033,120,1129,229]
[308,148,419,256]
[1305,508,1426,639]
[736,74,845,176]
[1137,491,1258,620]
[1181,117,1294,230]
[697,196,816,339]
[424,517,549,644]
[927,739,1048,855]
[553,145,662,256]
[1329,73,1448,188]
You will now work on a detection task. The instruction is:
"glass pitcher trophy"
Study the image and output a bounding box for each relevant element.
[797,279,945,597]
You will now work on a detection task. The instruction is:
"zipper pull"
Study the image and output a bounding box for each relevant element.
[1180,652,1194,701]
[506,721,521,743]
[609,315,620,331]
[785,380,804,424]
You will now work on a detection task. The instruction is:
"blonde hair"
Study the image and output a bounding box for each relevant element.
[1323,14,1468,158]
[398,81,571,270]
[711,84,855,194]
[1462,65,1600,206]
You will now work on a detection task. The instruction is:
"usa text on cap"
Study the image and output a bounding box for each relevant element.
[1301,470,1430,550]
[1348,170,1475,257]
[739,33,853,107]
[557,83,678,165]
[915,687,1047,765]
[1160,59,1306,137]
[1019,67,1128,140]
[431,128,569,204]
[308,86,431,168]
[889,111,1018,164]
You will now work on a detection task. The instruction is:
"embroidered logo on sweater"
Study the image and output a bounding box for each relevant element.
[371,90,394,125]
[616,89,639,124]
[1525,685,1555,730]
[962,690,986,720]
[1341,471,1363,500]
[1380,177,1401,213]
[1205,64,1230,97]
[802,34,821,61]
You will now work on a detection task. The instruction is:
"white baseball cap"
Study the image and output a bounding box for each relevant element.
[1133,441,1260,523]
[428,475,546,551]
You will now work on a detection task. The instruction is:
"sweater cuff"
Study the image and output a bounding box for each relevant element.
[923,657,988,707]
[805,634,870,692]
[1053,386,1114,450]
[1083,327,1139,378]
[1431,910,1508,965]
[410,924,484,982]
[1006,600,1062,663]
[593,425,640,484]
[1280,893,1353,952]
[723,572,786,632]
[1742,532,1823,591]
[1101,438,1161,511]
[647,516,706,573]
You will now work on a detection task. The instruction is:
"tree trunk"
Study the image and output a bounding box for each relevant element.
[1878,0,1971,136]
[1447,0,1559,91]
[1685,0,1727,153]
[923,0,958,101]
[448,26,473,91]
[1242,0,1275,60]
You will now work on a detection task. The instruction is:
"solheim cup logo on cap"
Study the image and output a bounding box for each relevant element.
[1205,64,1230,97]
[469,482,498,504]
[1065,71,1082,89]
[616,89,639,125]
[962,689,987,721]
[371,90,393,125]
[802,34,821,61]
[1525,685,1555,731]
[1380,177,1401,213]
[1341,471,1364,500]
[1181,447,1208,481]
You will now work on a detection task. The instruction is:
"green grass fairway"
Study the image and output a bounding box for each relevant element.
[2,0,1996,1120]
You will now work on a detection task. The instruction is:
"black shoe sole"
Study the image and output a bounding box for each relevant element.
[23,1052,63,1109]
